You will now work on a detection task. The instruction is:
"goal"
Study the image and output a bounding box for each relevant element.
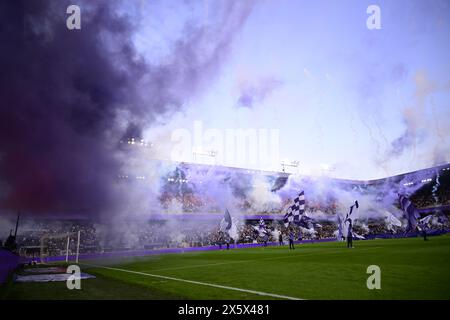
[39,230,81,263]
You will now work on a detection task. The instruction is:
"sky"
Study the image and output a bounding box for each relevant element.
[135,0,450,180]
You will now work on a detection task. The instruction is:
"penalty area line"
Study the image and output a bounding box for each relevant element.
[82,263,304,300]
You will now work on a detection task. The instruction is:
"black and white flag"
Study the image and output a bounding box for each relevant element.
[254,217,270,237]
[220,209,233,232]
[283,191,305,227]
[345,200,359,222]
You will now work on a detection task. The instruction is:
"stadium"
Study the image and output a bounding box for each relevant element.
[1,160,450,300]
[1,0,450,307]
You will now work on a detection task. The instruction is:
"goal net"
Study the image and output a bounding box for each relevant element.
[39,231,80,263]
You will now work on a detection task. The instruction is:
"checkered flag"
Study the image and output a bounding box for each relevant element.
[259,218,266,229]
[283,191,305,227]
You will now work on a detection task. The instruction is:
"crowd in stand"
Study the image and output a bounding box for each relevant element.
[159,192,341,215]
[411,187,450,209]
[3,168,450,256]
[3,165,450,258]
[2,221,101,256]
[3,217,417,257]
[3,215,449,257]
[158,184,450,216]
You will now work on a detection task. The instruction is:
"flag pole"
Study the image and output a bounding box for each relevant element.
[65,233,70,262]
[75,230,80,263]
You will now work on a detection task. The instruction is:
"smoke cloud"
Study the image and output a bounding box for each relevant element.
[0,0,256,217]
[236,77,283,108]
[388,71,437,157]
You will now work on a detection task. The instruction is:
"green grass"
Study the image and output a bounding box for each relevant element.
[2,235,450,300]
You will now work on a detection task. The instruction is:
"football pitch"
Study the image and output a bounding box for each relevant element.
[2,235,450,300]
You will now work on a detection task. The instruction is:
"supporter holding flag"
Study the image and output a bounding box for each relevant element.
[278,232,283,246]
[347,219,353,248]
[289,229,295,250]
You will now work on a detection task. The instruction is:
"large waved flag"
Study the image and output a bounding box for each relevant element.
[420,214,433,225]
[298,213,316,229]
[283,191,305,227]
[220,209,233,232]
[259,218,266,230]
[384,210,402,231]
[398,194,420,232]
[336,214,343,240]
[254,217,270,237]
[420,212,448,227]
[345,200,359,221]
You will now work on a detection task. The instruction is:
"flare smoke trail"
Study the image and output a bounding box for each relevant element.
[432,170,440,204]
[0,0,257,218]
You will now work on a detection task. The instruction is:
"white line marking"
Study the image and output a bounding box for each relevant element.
[82,263,303,300]
[145,260,249,272]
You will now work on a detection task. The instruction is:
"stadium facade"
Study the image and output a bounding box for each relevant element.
[117,158,450,220]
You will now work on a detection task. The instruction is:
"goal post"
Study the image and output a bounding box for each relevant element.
[76,230,80,263]
[65,234,70,262]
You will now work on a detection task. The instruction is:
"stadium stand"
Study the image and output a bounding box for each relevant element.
[3,163,450,258]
